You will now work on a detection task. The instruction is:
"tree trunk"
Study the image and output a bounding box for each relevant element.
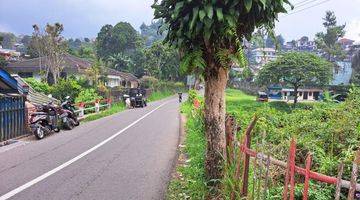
[293,85,299,105]
[204,62,228,182]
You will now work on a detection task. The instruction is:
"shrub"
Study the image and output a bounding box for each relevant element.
[75,88,101,103]
[140,76,159,89]
[24,78,52,94]
[51,78,82,101]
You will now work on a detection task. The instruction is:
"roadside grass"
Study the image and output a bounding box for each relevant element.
[166,102,208,200]
[83,90,176,123]
[147,90,174,102]
[82,102,126,122]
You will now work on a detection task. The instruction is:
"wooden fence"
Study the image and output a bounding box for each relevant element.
[225,115,360,200]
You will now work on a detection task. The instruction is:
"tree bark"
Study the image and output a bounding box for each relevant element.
[293,85,299,105]
[204,60,228,182]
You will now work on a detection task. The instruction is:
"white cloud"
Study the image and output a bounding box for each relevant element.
[345,19,360,42]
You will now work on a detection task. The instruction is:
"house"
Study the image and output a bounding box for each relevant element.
[252,48,277,65]
[0,47,21,62]
[338,38,355,50]
[0,68,27,142]
[281,88,323,101]
[4,54,139,88]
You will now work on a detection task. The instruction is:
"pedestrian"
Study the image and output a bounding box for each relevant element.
[178,92,182,103]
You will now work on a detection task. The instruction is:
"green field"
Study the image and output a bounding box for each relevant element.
[168,88,360,200]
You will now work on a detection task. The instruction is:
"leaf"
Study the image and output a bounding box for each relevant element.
[244,0,253,12]
[205,4,213,19]
[259,0,267,8]
[199,10,206,21]
[190,7,199,31]
[216,8,223,21]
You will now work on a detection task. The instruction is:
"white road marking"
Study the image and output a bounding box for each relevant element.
[0,101,169,200]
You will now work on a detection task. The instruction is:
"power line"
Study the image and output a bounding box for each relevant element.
[293,0,319,7]
[281,0,332,18]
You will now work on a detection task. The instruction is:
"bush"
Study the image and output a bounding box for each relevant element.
[75,88,101,103]
[140,76,159,89]
[24,78,52,94]
[51,79,82,101]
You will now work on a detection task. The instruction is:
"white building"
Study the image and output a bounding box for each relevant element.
[252,48,277,65]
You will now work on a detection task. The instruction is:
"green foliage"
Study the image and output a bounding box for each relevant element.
[0,32,16,49]
[140,20,166,47]
[153,0,291,74]
[223,89,360,199]
[75,88,101,103]
[140,76,159,89]
[167,102,207,200]
[143,41,181,80]
[96,22,139,61]
[0,55,8,67]
[24,78,52,94]
[257,52,333,86]
[51,79,82,101]
[83,102,126,122]
[351,50,360,84]
[256,52,333,103]
[315,11,346,61]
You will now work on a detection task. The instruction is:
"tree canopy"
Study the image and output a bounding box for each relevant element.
[351,50,360,84]
[96,22,139,61]
[257,52,333,103]
[315,11,346,61]
[153,0,291,182]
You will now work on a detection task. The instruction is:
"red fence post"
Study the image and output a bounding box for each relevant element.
[283,138,296,200]
[302,153,312,200]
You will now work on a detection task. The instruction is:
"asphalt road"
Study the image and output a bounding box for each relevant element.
[0,97,180,200]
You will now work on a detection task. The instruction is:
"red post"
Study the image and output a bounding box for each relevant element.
[283,138,296,200]
[303,153,312,200]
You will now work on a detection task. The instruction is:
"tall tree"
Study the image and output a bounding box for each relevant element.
[315,11,346,61]
[31,23,67,84]
[143,41,180,80]
[257,52,333,104]
[153,0,291,181]
[96,22,139,64]
[0,32,16,49]
[96,24,116,60]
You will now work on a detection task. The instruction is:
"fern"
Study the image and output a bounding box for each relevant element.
[180,50,206,75]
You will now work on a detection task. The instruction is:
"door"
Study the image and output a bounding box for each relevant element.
[303,92,308,100]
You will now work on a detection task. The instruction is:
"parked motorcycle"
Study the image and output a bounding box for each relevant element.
[60,96,79,129]
[30,102,60,139]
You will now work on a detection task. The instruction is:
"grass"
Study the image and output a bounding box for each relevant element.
[166,102,208,200]
[83,90,176,123]
[167,89,358,199]
[82,102,126,122]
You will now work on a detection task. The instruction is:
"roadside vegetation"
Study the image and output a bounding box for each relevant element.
[167,91,207,199]
[168,88,360,199]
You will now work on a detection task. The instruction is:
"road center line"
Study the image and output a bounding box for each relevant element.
[0,101,169,200]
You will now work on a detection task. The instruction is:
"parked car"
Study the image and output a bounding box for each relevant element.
[257,92,269,102]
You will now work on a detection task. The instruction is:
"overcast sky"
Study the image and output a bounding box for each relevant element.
[0,0,359,42]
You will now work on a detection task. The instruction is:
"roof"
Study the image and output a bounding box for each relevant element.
[0,68,20,93]
[5,54,138,81]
